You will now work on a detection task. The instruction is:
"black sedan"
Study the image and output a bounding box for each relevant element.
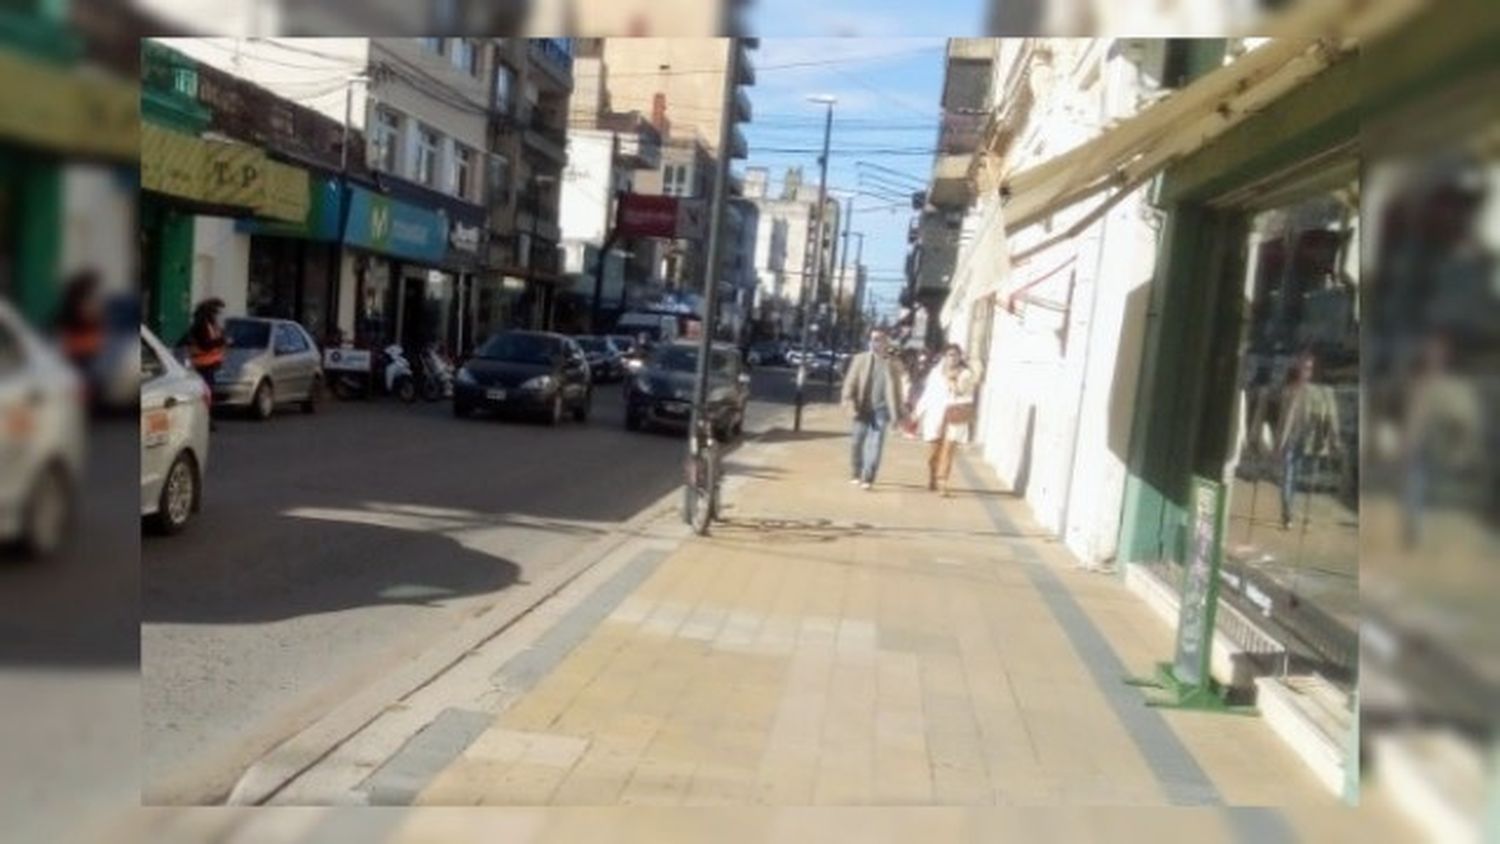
[452,331,592,425]
[625,341,750,438]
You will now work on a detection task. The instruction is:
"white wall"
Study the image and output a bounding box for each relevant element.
[60,166,135,295]
[965,39,1161,567]
[190,217,251,319]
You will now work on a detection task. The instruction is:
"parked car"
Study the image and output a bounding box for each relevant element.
[453,331,592,425]
[746,340,787,367]
[0,301,85,558]
[206,317,324,420]
[88,292,144,413]
[574,335,625,383]
[625,340,750,438]
[140,325,211,535]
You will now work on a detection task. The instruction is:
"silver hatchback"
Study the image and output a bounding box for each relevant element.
[211,318,323,420]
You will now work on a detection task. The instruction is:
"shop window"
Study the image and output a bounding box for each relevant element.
[1221,186,1360,685]
[416,125,442,187]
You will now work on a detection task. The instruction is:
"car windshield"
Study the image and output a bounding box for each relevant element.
[225,319,272,349]
[575,337,606,354]
[650,346,735,376]
[475,333,557,365]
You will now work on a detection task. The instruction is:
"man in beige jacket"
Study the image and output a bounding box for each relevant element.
[840,328,907,490]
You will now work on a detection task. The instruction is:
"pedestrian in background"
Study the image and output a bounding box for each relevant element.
[916,343,978,496]
[186,298,228,429]
[841,327,907,490]
[54,271,105,374]
[1273,351,1342,529]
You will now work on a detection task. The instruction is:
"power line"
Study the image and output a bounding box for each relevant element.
[602,45,943,78]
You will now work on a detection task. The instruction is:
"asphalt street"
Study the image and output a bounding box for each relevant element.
[142,366,810,803]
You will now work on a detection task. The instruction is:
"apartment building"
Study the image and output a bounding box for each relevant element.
[744,166,840,340]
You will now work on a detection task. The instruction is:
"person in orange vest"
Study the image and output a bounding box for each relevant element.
[55,271,106,374]
[186,298,228,428]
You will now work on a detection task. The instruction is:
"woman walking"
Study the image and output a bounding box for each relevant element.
[915,344,978,496]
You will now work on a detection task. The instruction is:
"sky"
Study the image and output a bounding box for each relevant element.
[738,38,950,321]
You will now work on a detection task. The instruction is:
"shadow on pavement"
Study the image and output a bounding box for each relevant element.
[754,427,848,444]
[143,505,523,625]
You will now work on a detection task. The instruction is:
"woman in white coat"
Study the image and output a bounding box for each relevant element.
[915,343,978,495]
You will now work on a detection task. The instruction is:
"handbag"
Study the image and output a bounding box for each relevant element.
[944,401,974,425]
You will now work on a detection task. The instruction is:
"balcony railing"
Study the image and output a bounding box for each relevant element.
[938,111,987,156]
[529,38,574,84]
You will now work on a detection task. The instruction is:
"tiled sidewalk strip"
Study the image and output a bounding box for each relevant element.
[398,405,1334,806]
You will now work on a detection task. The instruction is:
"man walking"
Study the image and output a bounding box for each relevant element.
[841,327,906,490]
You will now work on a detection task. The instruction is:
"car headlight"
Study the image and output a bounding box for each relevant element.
[456,367,477,386]
[521,375,556,391]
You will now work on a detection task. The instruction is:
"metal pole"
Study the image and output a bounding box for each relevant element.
[849,233,865,341]
[689,38,740,425]
[591,138,622,334]
[794,99,833,432]
[834,196,852,348]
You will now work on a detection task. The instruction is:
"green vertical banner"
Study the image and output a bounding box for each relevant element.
[1173,476,1227,687]
[1126,476,1251,713]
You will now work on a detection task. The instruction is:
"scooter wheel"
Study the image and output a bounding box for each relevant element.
[396,377,417,403]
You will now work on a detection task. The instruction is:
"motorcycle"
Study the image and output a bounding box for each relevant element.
[325,345,375,400]
[419,344,454,402]
[383,343,418,403]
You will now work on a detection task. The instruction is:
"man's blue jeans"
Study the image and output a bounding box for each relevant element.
[1280,447,1303,526]
[851,407,891,484]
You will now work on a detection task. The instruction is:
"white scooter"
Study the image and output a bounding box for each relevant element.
[383,343,418,403]
[420,344,454,402]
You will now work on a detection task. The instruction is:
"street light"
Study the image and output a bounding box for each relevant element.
[795,94,835,432]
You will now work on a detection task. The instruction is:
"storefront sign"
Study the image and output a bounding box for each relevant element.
[323,347,372,373]
[448,220,481,254]
[141,124,308,222]
[239,176,341,241]
[0,49,139,162]
[344,186,448,264]
[615,194,705,240]
[1173,477,1227,688]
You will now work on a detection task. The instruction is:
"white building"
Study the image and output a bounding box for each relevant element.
[939,39,1184,567]
[559,129,631,314]
[744,166,839,339]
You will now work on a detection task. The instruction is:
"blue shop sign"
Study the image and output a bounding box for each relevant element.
[344,185,448,263]
[239,176,342,241]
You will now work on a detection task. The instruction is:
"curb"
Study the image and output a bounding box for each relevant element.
[226,403,799,806]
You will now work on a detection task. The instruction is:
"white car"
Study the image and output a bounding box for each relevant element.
[141,326,211,534]
[0,302,86,558]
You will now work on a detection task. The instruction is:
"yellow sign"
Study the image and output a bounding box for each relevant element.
[0,49,140,162]
[141,124,310,223]
[260,160,311,223]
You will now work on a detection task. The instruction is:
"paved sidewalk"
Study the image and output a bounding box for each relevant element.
[285,405,1342,808]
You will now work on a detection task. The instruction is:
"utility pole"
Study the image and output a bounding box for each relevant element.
[834,195,852,348]
[849,231,865,340]
[330,74,367,345]
[795,94,835,432]
[689,38,740,442]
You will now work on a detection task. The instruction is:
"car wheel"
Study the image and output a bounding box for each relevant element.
[151,452,198,535]
[301,376,322,414]
[20,463,72,559]
[573,392,590,423]
[547,393,564,426]
[252,380,275,421]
